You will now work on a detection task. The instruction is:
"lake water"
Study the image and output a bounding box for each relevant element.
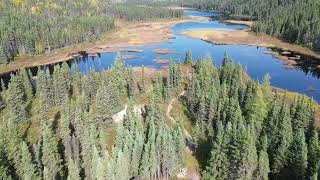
[72,10,320,101]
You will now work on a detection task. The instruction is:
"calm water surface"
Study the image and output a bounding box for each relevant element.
[72,10,320,101]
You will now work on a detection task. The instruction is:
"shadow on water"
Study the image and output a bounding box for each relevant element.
[1,10,320,102]
[270,47,320,79]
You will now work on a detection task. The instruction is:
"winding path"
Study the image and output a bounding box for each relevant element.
[166,91,195,152]
[167,90,200,180]
[113,90,195,151]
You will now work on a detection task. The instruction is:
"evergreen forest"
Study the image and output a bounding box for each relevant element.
[0,51,319,179]
[183,0,320,51]
[0,0,182,65]
[1,0,320,179]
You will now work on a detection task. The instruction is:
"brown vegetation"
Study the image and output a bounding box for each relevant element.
[152,48,177,55]
[153,58,170,64]
[181,29,320,61]
[223,20,253,27]
[0,16,198,75]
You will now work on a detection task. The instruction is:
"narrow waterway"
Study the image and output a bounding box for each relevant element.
[72,10,320,101]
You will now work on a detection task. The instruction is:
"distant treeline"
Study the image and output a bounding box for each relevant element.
[0,0,182,65]
[124,0,182,6]
[109,5,183,21]
[183,0,320,52]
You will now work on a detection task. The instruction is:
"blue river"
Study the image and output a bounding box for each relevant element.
[72,10,320,101]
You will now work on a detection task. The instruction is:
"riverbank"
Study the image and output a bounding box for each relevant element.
[180,28,320,63]
[223,20,253,28]
[0,15,208,76]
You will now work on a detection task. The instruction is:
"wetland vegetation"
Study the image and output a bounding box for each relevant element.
[0,0,320,180]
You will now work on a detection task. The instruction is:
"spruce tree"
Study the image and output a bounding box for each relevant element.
[60,106,71,140]
[36,67,45,96]
[81,75,92,99]
[173,120,186,164]
[245,88,268,136]
[41,125,62,179]
[95,83,121,125]
[20,141,40,180]
[229,124,257,180]
[44,69,55,107]
[114,148,130,180]
[169,62,176,87]
[261,74,271,100]
[71,64,81,97]
[103,150,115,179]
[20,68,33,103]
[130,127,144,177]
[222,51,229,67]
[110,54,126,94]
[0,148,12,180]
[184,49,192,64]
[243,126,258,179]
[6,74,27,122]
[161,126,177,178]
[96,155,107,180]
[290,96,313,134]
[140,65,146,94]
[255,135,270,180]
[270,102,293,174]
[203,122,229,180]
[139,118,157,179]
[67,158,80,180]
[308,130,320,179]
[176,64,182,86]
[289,129,308,179]
[53,64,69,105]
[0,78,6,91]
[127,67,135,99]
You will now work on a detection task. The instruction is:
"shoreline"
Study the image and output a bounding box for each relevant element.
[0,15,208,76]
[1,9,320,77]
[180,28,320,62]
[222,20,253,28]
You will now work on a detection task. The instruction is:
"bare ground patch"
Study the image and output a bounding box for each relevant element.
[223,20,253,27]
[152,48,177,55]
[153,58,170,64]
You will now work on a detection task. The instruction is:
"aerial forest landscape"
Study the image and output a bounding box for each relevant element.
[1,0,320,179]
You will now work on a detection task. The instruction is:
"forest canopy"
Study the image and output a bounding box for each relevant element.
[0,52,319,179]
[183,0,320,52]
[0,0,182,65]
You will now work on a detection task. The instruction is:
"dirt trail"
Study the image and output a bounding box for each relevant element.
[166,91,195,152]
[167,91,200,180]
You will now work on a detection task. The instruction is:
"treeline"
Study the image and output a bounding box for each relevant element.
[252,1,320,52]
[0,0,182,65]
[124,0,182,6]
[183,0,320,51]
[183,51,320,179]
[108,5,183,21]
[182,0,299,17]
[0,0,115,65]
[0,55,186,179]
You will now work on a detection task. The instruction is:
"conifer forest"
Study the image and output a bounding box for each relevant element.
[0,0,320,180]
[184,0,320,51]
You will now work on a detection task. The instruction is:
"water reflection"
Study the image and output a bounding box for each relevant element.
[40,10,320,101]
